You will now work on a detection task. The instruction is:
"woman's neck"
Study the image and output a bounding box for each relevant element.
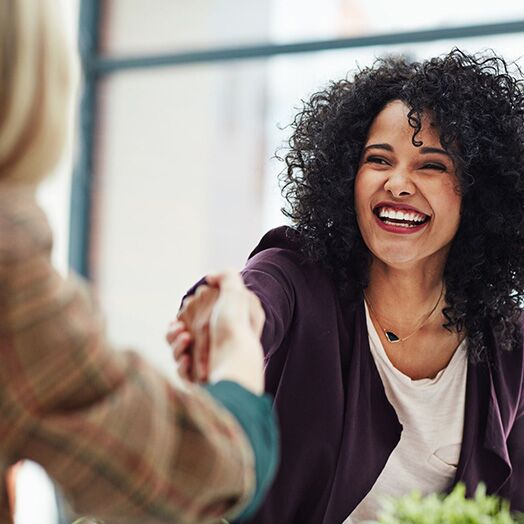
[366,258,445,329]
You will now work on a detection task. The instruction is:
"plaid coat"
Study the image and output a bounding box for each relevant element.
[0,184,255,523]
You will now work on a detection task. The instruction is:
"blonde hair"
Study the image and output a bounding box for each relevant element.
[0,0,76,183]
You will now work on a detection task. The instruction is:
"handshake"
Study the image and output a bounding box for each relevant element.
[167,271,266,395]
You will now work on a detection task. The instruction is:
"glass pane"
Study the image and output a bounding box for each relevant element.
[94,61,270,376]
[272,0,524,43]
[103,0,271,56]
[101,0,524,56]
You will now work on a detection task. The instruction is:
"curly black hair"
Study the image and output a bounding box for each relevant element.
[280,48,524,362]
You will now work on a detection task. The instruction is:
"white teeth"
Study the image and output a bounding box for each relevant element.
[382,219,417,228]
[377,207,426,223]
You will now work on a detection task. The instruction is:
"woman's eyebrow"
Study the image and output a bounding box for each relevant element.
[363,143,393,152]
[420,146,451,157]
[363,144,451,158]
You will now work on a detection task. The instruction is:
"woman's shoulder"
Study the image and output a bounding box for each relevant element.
[245,226,325,282]
[243,226,337,304]
[246,226,301,273]
[247,226,300,259]
[0,184,52,265]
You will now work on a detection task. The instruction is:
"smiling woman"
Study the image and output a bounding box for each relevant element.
[172,49,524,524]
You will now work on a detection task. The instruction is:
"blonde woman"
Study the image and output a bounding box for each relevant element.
[0,1,278,523]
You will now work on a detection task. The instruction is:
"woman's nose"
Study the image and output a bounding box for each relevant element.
[383,167,415,198]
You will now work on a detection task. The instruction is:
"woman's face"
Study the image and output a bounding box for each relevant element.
[354,100,461,271]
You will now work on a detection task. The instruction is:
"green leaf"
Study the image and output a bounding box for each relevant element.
[373,484,520,524]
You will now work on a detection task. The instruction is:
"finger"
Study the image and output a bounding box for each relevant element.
[191,324,210,382]
[166,320,187,343]
[177,285,216,323]
[177,292,199,319]
[177,299,192,320]
[177,354,192,382]
[197,340,210,382]
[171,332,193,361]
[194,283,211,298]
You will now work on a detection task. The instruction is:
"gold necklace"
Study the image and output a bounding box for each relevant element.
[364,285,444,344]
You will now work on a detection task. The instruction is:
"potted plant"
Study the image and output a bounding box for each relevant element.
[373,484,523,524]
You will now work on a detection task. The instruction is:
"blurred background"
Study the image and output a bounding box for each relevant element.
[17,1,524,522]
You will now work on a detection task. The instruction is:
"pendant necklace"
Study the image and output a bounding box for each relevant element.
[364,285,444,344]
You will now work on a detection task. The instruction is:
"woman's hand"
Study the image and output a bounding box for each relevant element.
[166,318,194,381]
[167,271,265,394]
[167,286,219,383]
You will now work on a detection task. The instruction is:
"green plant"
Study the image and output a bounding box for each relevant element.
[374,484,523,524]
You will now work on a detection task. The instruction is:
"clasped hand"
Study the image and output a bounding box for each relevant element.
[166,271,266,395]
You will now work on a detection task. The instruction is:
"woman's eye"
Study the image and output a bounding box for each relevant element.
[366,156,389,166]
[422,163,447,171]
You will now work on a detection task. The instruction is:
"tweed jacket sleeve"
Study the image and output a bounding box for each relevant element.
[0,186,255,524]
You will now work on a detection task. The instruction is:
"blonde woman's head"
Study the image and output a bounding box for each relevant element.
[0,0,76,184]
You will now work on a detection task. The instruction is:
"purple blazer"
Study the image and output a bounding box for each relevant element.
[239,226,524,524]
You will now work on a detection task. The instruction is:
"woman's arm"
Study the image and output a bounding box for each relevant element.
[241,248,297,359]
[0,196,273,524]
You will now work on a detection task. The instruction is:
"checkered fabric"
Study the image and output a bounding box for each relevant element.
[0,183,254,524]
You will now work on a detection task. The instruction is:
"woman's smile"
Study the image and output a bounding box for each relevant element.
[373,202,430,234]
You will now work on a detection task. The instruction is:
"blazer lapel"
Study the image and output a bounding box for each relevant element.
[455,358,512,496]
[482,368,512,493]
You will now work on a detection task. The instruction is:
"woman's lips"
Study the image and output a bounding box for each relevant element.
[371,203,430,235]
[373,212,430,234]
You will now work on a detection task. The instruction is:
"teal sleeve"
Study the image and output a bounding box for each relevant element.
[204,381,279,521]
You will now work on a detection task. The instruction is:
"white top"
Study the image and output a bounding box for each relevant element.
[344,304,468,523]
